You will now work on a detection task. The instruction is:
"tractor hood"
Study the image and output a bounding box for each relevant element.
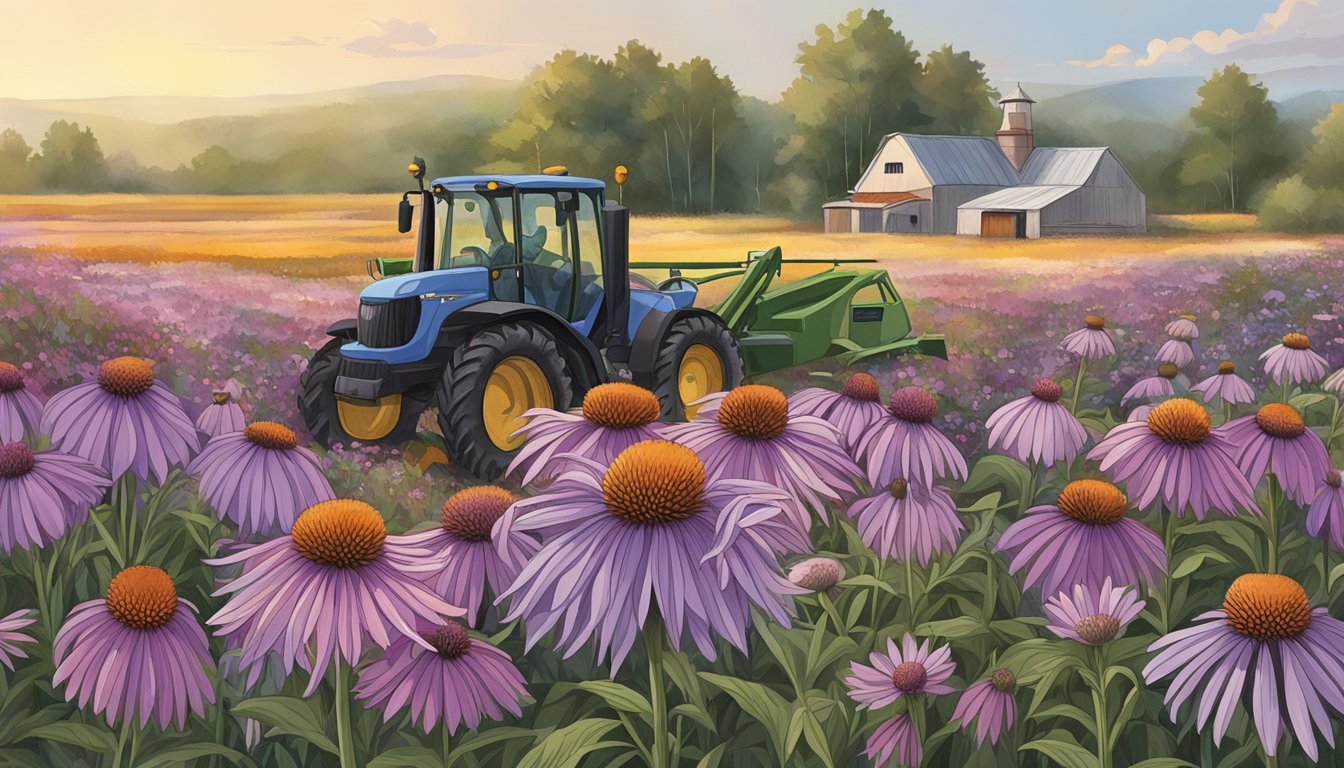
[359,266,491,303]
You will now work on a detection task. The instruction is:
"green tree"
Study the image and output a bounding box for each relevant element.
[0,128,32,193]
[490,50,637,178]
[1258,174,1344,231]
[1182,65,1284,211]
[1301,103,1344,190]
[779,9,928,206]
[918,45,1000,135]
[30,120,108,191]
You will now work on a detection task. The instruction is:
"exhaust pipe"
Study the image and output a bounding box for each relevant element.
[601,201,631,365]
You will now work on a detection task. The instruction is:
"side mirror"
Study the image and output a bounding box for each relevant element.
[555,191,577,227]
[397,198,413,233]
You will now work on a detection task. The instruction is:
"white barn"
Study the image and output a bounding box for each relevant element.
[823,85,1146,239]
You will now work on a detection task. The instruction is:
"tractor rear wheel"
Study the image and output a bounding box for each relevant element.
[299,338,422,447]
[436,322,573,479]
[648,315,743,421]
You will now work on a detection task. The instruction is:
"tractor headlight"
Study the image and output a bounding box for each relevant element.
[420,292,469,303]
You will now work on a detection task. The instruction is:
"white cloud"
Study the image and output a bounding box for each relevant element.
[1070,0,1344,72]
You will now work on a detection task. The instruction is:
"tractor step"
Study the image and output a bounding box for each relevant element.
[842,333,947,365]
[737,333,796,374]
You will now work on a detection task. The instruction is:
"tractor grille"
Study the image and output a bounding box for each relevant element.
[337,357,388,381]
[357,298,420,348]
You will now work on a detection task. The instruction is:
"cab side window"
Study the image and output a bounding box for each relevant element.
[573,192,604,321]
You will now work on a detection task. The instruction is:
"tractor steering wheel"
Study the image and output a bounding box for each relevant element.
[453,246,488,267]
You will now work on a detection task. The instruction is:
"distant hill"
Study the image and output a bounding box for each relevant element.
[0,75,519,169]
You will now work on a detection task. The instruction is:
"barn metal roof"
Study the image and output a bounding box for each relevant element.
[999,83,1035,104]
[1019,148,1107,186]
[899,135,1022,186]
[850,192,923,205]
[959,185,1080,211]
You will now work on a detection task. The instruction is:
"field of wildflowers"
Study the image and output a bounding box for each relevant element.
[1,230,1344,768]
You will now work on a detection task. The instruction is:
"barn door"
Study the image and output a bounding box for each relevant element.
[826,209,851,233]
[981,212,1023,238]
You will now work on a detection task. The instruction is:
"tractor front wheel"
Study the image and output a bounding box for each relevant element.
[299,337,422,447]
[436,322,573,479]
[648,315,743,421]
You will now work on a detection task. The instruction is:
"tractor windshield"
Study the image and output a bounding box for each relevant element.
[435,191,516,270]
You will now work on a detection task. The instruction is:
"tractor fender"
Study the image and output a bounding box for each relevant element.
[628,307,728,383]
[325,319,358,340]
[437,301,606,403]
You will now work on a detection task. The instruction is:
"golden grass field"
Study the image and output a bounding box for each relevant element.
[0,195,1332,294]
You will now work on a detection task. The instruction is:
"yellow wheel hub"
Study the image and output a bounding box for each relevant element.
[337,394,403,441]
[482,356,553,450]
[678,344,724,419]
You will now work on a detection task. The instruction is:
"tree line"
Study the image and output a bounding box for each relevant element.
[0,8,1340,230]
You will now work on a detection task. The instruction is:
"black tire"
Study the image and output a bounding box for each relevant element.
[648,315,744,421]
[436,322,573,480]
[298,337,421,447]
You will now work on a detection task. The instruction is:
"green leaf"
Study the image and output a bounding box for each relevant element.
[1019,731,1100,768]
[446,727,545,767]
[1027,703,1096,731]
[695,744,726,768]
[1170,546,1231,579]
[516,717,623,768]
[139,744,255,768]
[838,574,897,596]
[1129,760,1198,768]
[962,455,1033,503]
[231,695,338,755]
[916,616,988,640]
[698,672,792,763]
[368,746,447,768]
[26,722,116,754]
[560,681,653,719]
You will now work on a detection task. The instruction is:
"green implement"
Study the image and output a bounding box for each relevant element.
[630,247,945,377]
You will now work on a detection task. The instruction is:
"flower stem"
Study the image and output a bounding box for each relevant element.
[113,718,131,768]
[646,625,670,768]
[1070,359,1087,416]
[440,725,452,767]
[334,659,357,768]
[1266,474,1280,574]
[1161,511,1178,634]
[1090,646,1111,768]
[981,546,997,624]
[1322,536,1332,603]
[904,557,920,626]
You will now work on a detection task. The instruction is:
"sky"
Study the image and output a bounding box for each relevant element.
[2,0,1339,101]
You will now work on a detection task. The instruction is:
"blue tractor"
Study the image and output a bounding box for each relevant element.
[299,160,945,478]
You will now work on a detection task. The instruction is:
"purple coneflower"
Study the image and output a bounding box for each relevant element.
[187,421,334,537]
[1044,579,1144,646]
[1156,339,1195,369]
[985,378,1087,465]
[787,556,844,593]
[847,479,962,565]
[1061,314,1116,360]
[1164,314,1199,341]
[1223,403,1330,505]
[1191,361,1256,407]
[196,380,244,439]
[53,566,214,729]
[665,384,859,529]
[1324,366,1344,396]
[1121,363,1178,406]
[788,372,888,454]
[1089,398,1256,518]
[997,479,1165,596]
[0,610,35,670]
[1260,332,1329,389]
[41,356,199,483]
[1144,574,1344,761]
[510,382,668,486]
[496,439,808,670]
[401,485,537,623]
[953,669,1016,747]
[0,363,42,445]
[1308,469,1344,550]
[208,499,464,695]
[845,633,956,709]
[866,714,921,767]
[354,620,527,735]
[0,441,109,554]
[857,386,967,489]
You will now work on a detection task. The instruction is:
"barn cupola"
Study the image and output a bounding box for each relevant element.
[996,83,1035,172]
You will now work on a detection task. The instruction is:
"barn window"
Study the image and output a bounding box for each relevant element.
[909,215,918,226]
[884,162,904,174]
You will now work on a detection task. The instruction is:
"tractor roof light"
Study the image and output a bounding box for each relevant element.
[486,181,499,191]
[542,165,569,176]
